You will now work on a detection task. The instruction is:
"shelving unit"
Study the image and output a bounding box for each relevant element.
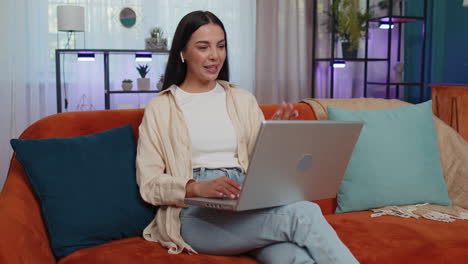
[311,0,427,102]
[55,49,169,113]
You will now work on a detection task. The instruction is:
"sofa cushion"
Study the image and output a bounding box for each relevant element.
[10,124,155,258]
[328,101,451,213]
[57,212,468,264]
[326,211,468,263]
[58,237,258,264]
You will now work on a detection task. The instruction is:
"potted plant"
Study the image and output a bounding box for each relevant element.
[376,0,401,17]
[136,64,150,91]
[156,74,164,91]
[327,0,372,59]
[145,27,168,50]
[122,79,133,91]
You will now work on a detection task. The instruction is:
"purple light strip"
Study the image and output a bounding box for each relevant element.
[77,52,95,62]
[379,23,395,29]
[135,53,152,62]
[333,60,346,68]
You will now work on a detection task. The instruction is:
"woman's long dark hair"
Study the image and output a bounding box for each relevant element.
[161,11,230,90]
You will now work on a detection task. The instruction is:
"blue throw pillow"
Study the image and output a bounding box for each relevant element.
[10,124,155,258]
[327,101,451,213]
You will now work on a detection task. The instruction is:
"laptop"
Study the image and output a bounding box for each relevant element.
[184,120,363,211]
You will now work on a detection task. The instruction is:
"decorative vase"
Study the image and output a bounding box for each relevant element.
[341,42,358,59]
[122,82,133,91]
[393,62,404,83]
[137,78,150,91]
[156,80,163,91]
[145,37,168,50]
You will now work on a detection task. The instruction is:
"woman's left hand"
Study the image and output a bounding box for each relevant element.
[271,102,299,120]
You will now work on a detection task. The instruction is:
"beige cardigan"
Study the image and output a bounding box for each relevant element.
[136,80,265,254]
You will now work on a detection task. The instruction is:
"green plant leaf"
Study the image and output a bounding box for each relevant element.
[327,0,373,51]
[136,64,150,78]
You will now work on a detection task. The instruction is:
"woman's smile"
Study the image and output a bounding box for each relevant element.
[204,64,219,74]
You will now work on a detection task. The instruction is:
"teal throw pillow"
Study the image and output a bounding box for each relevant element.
[327,101,451,213]
[10,124,155,258]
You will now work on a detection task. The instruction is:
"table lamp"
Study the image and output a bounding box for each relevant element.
[57,5,85,49]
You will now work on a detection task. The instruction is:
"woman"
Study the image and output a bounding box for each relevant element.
[136,10,358,264]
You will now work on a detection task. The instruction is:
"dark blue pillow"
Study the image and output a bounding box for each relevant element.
[10,124,155,258]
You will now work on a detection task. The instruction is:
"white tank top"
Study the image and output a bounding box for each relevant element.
[174,82,241,169]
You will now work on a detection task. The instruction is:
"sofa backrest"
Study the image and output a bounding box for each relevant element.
[17,103,316,140]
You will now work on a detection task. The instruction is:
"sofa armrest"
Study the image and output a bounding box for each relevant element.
[0,158,56,264]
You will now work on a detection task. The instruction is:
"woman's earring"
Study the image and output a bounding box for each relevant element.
[180,52,185,63]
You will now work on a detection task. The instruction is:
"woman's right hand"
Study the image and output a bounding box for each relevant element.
[186,176,241,200]
[271,101,299,120]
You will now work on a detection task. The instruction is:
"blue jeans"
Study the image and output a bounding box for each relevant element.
[180,168,358,264]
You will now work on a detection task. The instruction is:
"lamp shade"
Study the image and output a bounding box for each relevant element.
[464,0,468,7]
[57,6,84,32]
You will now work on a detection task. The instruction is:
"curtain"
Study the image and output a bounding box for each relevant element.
[0,0,256,189]
[255,0,314,104]
[0,0,52,190]
[405,0,468,103]
[404,0,433,103]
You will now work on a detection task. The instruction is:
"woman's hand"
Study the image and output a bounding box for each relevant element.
[186,176,241,199]
[271,102,299,120]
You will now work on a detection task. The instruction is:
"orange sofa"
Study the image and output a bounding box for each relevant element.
[1,103,468,264]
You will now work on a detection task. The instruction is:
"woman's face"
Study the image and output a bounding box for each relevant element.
[182,23,226,83]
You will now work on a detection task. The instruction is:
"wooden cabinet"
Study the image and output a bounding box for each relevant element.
[430,84,468,141]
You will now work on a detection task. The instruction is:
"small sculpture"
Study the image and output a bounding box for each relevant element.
[393,62,404,83]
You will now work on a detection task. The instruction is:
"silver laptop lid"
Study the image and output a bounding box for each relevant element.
[235,120,363,211]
